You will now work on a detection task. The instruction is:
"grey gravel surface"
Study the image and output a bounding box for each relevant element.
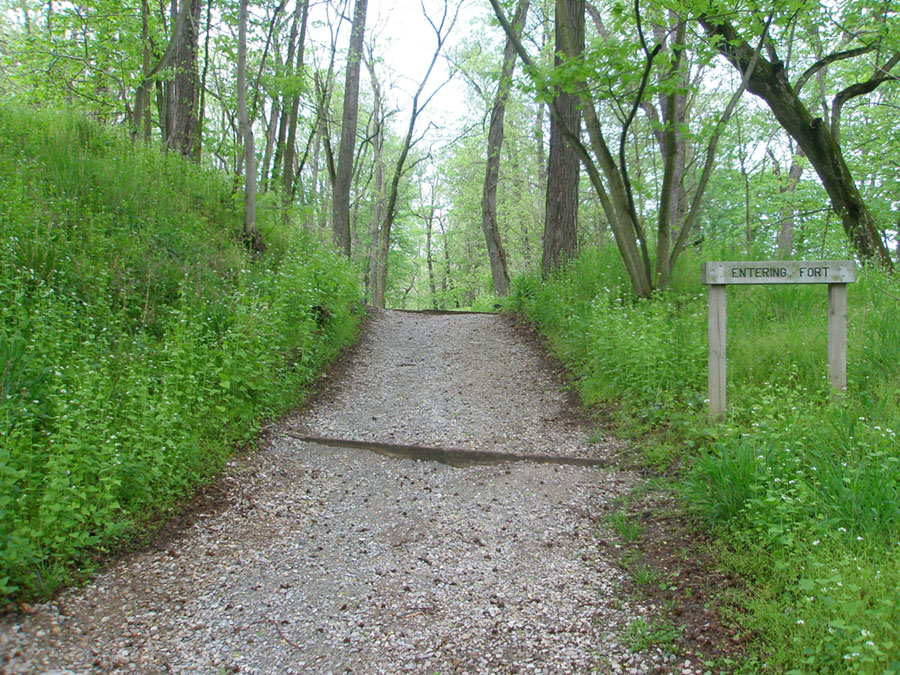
[1,310,702,674]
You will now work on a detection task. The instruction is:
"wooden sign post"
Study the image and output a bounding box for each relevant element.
[701,261,856,421]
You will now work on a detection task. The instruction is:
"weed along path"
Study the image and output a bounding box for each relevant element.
[3,311,706,674]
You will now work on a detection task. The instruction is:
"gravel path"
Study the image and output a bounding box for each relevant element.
[1,311,696,674]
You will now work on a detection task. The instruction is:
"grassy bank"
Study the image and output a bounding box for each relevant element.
[508,246,900,673]
[0,107,362,599]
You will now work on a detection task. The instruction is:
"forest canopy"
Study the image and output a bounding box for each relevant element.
[1,0,897,305]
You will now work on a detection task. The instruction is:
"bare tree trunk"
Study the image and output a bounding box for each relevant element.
[541,0,583,276]
[332,0,368,256]
[652,21,686,289]
[770,146,804,257]
[136,0,152,141]
[271,0,303,183]
[237,0,263,253]
[282,0,309,210]
[195,0,212,160]
[261,102,280,191]
[365,49,386,305]
[134,0,192,143]
[426,202,438,309]
[439,217,454,308]
[481,0,529,296]
[168,0,201,157]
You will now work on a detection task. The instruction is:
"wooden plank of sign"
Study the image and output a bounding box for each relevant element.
[708,283,727,420]
[828,283,848,391]
[701,260,856,285]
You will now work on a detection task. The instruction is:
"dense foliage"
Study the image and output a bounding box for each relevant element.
[508,246,900,671]
[0,107,362,599]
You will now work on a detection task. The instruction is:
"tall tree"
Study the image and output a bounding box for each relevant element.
[542,0,583,276]
[272,0,310,202]
[481,0,530,295]
[332,0,368,256]
[132,0,195,143]
[698,7,896,268]
[490,0,762,297]
[237,0,264,252]
[364,46,387,300]
[168,0,202,158]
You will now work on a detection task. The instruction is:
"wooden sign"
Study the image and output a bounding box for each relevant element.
[701,260,855,420]
[701,260,856,285]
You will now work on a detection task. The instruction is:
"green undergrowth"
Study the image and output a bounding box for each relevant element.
[507,245,900,673]
[0,106,363,599]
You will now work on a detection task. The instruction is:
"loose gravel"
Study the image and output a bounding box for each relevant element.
[1,310,704,674]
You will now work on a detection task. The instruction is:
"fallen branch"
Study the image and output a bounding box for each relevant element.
[265,617,305,652]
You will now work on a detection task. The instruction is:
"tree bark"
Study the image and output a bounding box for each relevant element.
[282,0,309,209]
[237,0,263,253]
[136,0,152,142]
[168,0,202,158]
[425,196,438,309]
[261,101,280,191]
[439,217,454,308]
[770,147,804,257]
[133,0,193,143]
[541,0,583,277]
[481,0,529,296]
[195,0,212,160]
[365,49,386,305]
[332,0,368,256]
[699,13,893,268]
[274,0,309,193]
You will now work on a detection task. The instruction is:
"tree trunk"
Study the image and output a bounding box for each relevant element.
[481,0,529,296]
[426,203,438,309]
[282,0,309,209]
[134,0,193,143]
[700,14,893,268]
[772,148,804,257]
[237,0,263,253]
[136,0,152,142]
[195,0,212,160]
[365,50,386,306]
[274,0,309,194]
[168,0,201,158]
[261,102,280,191]
[652,20,686,290]
[332,0,368,256]
[439,217,454,309]
[542,0,583,276]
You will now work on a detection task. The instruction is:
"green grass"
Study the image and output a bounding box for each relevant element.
[606,510,645,543]
[0,106,363,599]
[624,617,684,652]
[506,245,900,672]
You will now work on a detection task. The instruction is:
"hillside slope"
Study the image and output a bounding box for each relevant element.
[0,107,361,599]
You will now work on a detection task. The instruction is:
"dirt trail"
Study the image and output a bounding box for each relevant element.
[1,311,703,674]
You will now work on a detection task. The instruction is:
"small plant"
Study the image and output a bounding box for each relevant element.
[624,618,684,652]
[628,562,660,589]
[605,511,644,543]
